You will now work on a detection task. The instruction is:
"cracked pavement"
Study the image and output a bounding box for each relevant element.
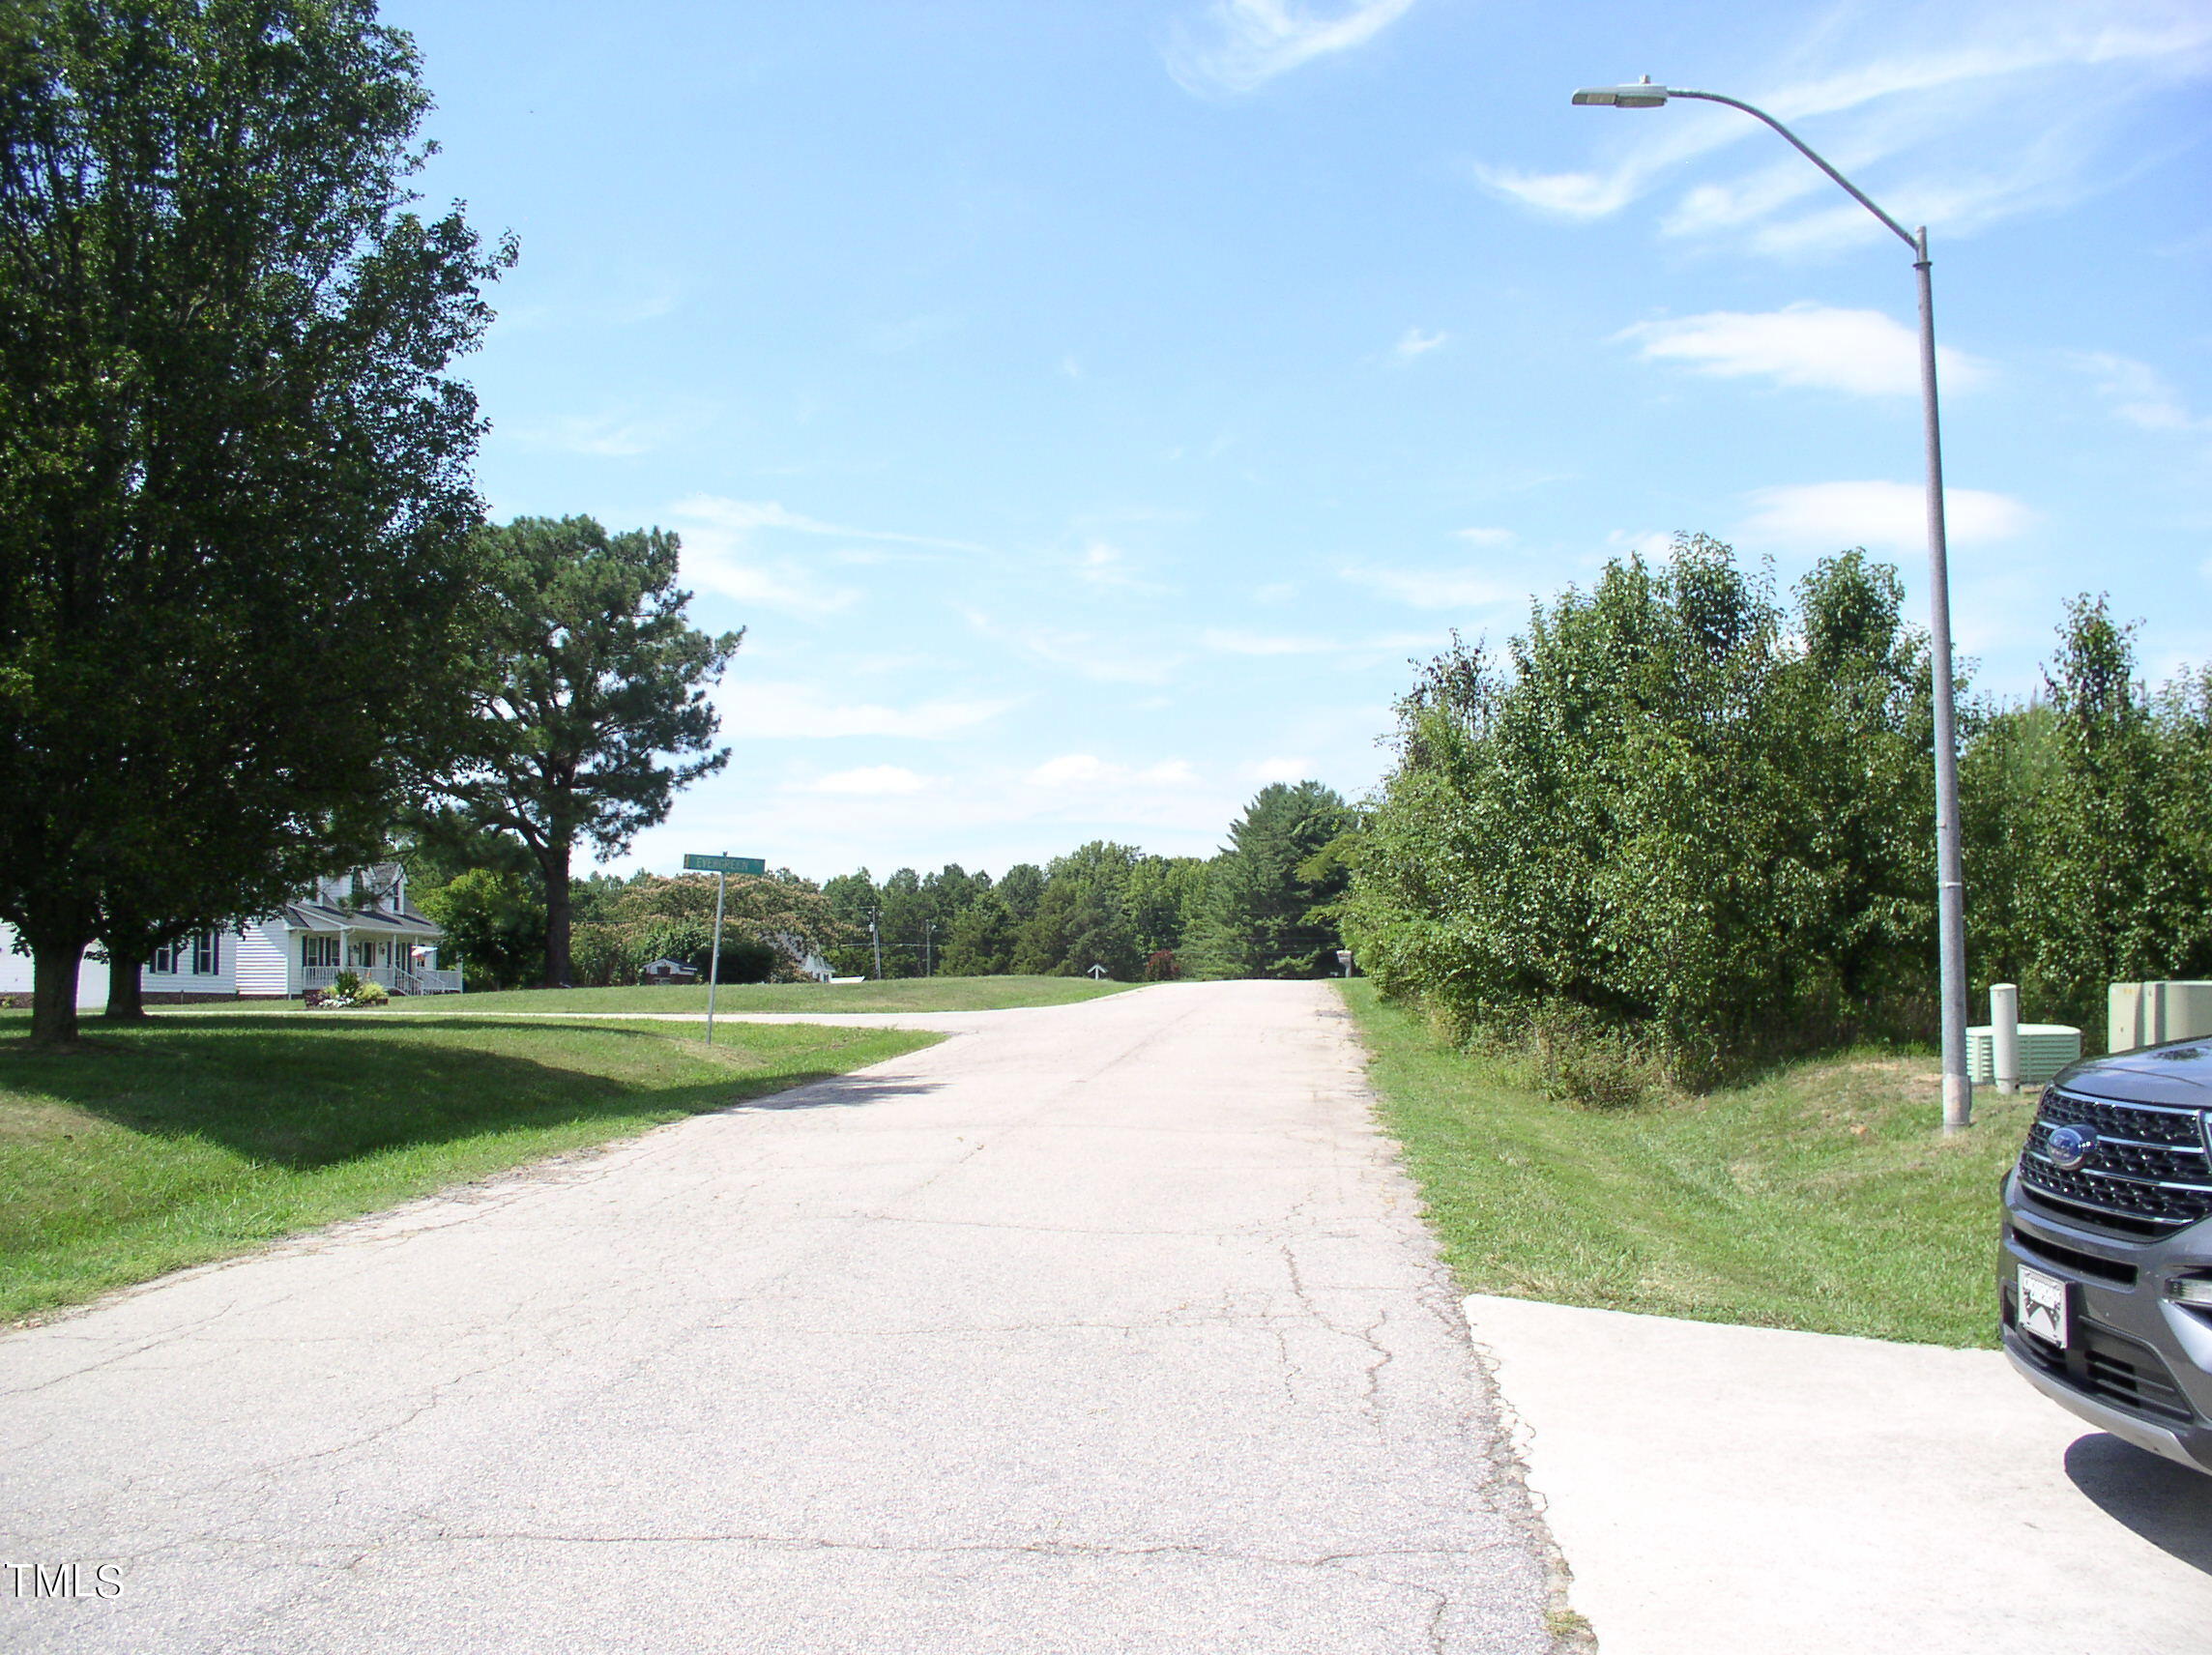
[0,979,1557,1653]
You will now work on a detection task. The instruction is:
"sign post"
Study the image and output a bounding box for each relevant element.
[684,855,766,1046]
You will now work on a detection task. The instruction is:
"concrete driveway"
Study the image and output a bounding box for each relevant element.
[1468,1293,2212,1654]
[1,981,1557,1654]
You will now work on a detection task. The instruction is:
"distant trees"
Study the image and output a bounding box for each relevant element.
[1184,783,1353,979]
[0,0,509,1045]
[562,872,848,987]
[813,846,1211,982]
[1013,842,1148,980]
[435,517,742,988]
[1962,598,2212,1029]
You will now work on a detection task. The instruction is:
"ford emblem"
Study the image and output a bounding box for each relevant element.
[2048,1124,2098,1171]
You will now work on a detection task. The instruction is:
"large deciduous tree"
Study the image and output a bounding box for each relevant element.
[0,0,510,1045]
[439,516,742,986]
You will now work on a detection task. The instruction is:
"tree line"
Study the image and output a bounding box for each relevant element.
[1344,534,2212,1089]
[413,781,1358,992]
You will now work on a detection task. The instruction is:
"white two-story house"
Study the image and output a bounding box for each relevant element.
[0,864,461,1003]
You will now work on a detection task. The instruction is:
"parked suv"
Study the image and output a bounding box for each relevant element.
[2001,1038,2212,1472]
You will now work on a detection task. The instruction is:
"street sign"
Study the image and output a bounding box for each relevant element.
[684,853,765,876]
[682,853,765,1046]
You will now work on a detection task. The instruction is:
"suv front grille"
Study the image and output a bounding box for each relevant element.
[2016,1088,2212,1238]
[2008,1308,2196,1426]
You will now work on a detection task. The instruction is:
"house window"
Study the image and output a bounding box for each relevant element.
[302,935,339,969]
[149,942,179,974]
[192,931,218,975]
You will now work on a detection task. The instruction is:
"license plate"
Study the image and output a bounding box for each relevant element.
[2019,1264,2069,1349]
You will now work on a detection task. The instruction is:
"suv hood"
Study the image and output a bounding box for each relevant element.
[2055,1040,2212,1108]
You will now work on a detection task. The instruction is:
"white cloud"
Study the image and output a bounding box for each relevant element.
[1072,540,1171,594]
[861,312,963,354]
[1342,566,1521,610]
[801,766,930,796]
[1201,627,1337,655]
[671,495,981,554]
[963,609,1181,684]
[1454,527,1517,547]
[1028,754,1201,790]
[1167,0,1416,95]
[1739,480,2036,550]
[1242,755,1314,784]
[2072,352,2210,434]
[509,402,715,457]
[1469,161,1655,221]
[1607,529,1674,559]
[669,494,985,615]
[1472,7,2212,251]
[717,683,1015,740]
[1393,326,1448,360]
[1620,303,1988,396]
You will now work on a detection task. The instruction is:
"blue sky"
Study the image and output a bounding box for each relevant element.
[385,0,2211,881]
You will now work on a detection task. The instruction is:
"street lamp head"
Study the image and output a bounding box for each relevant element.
[1572,77,1668,108]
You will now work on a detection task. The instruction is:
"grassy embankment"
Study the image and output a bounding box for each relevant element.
[201,974,1140,1017]
[0,1012,938,1323]
[1340,979,2033,1348]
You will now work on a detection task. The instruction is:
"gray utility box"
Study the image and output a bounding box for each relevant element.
[2110,981,2212,1054]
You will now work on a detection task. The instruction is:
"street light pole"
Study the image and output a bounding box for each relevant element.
[1573,79,1972,1132]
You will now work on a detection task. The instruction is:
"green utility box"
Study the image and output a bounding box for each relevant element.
[1967,1024,2081,1087]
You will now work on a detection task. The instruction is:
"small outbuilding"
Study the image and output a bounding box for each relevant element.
[640,958,701,985]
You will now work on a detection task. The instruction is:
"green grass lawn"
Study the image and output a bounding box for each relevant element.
[1339,980,2034,1348]
[199,974,1142,1017]
[0,1013,938,1324]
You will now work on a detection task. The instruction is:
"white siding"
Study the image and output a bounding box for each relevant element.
[0,923,110,1004]
[140,928,238,997]
[235,920,291,998]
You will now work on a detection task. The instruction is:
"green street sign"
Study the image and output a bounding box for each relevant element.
[684,853,766,875]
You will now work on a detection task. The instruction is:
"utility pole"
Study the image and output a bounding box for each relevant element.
[1572,78,1972,1132]
[870,911,883,981]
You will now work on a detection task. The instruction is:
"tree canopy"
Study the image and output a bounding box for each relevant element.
[0,0,509,1043]
[1345,537,1936,1065]
[1184,782,1353,980]
[436,515,742,986]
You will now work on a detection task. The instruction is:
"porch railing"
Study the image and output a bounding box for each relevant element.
[304,963,463,996]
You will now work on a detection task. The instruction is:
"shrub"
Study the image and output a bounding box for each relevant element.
[1347,538,1936,1065]
[354,979,390,1005]
[331,969,363,1000]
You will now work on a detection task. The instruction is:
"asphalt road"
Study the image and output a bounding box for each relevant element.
[1,980,1557,1654]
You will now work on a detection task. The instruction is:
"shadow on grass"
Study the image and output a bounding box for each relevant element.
[0,1016,936,1172]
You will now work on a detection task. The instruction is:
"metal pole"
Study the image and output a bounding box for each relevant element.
[1578,86,1974,1133]
[1916,232,1972,1133]
[870,913,883,981]
[706,868,726,1047]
